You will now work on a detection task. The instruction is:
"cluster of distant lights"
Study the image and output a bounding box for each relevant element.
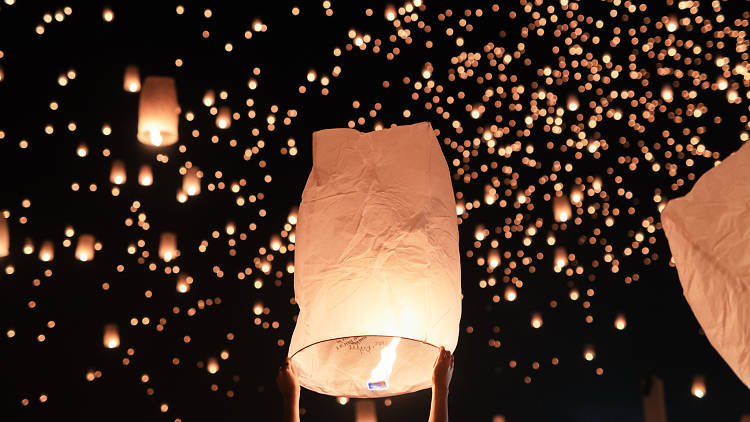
[2,0,746,415]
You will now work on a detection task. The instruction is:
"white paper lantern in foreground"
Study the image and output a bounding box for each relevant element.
[137,76,179,147]
[289,122,461,398]
[661,141,750,388]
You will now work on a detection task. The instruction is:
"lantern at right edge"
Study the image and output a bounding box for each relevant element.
[661,141,750,388]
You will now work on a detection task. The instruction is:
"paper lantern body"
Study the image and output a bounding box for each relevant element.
[661,141,750,388]
[137,76,179,146]
[289,122,461,398]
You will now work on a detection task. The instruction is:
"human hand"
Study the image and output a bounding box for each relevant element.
[276,358,300,401]
[432,347,454,394]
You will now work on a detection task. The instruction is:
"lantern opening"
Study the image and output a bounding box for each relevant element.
[290,335,441,398]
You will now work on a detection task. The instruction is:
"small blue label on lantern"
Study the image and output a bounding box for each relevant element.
[367,381,388,391]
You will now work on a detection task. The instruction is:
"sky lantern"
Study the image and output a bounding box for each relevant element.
[289,122,461,398]
[216,106,231,129]
[109,160,126,185]
[661,142,750,388]
[75,234,95,261]
[123,65,140,93]
[202,90,215,107]
[661,85,674,103]
[553,196,572,222]
[0,215,8,257]
[137,76,179,147]
[691,376,706,398]
[38,240,54,262]
[158,232,178,262]
[103,324,120,349]
[138,165,153,186]
[183,167,200,196]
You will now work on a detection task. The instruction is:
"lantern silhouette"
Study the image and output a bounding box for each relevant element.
[289,122,461,398]
[137,76,179,147]
[661,141,750,388]
[123,65,140,93]
[0,215,8,257]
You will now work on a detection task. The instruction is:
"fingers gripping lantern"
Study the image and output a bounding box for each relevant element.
[289,122,462,398]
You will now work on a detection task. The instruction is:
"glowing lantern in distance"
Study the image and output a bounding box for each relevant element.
[39,240,54,262]
[138,165,153,186]
[289,122,461,398]
[553,196,572,222]
[183,167,200,196]
[123,65,140,92]
[159,232,178,262]
[103,324,120,348]
[216,107,231,129]
[109,160,126,185]
[75,234,95,261]
[137,76,179,146]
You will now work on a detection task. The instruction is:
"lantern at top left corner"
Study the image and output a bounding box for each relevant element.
[137,76,180,147]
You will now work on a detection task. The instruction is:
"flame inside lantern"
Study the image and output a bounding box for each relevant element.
[366,337,401,391]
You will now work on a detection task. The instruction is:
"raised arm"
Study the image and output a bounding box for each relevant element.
[277,358,301,422]
[429,347,454,422]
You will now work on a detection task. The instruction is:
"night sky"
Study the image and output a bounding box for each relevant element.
[1,0,749,421]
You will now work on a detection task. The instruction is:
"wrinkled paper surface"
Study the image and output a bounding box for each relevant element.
[289,122,462,397]
[661,141,750,389]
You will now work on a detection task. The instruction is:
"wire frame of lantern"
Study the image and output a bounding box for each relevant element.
[137,76,180,147]
[289,122,461,398]
[123,65,140,93]
[75,234,95,261]
[159,232,178,262]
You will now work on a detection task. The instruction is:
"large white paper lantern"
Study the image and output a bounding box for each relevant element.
[137,76,179,147]
[661,141,750,388]
[289,122,461,398]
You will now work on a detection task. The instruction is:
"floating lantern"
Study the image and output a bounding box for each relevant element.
[216,106,231,129]
[505,285,517,301]
[661,85,673,103]
[554,247,568,268]
[207,357,219,374]
[158,232,178,262]
[109,160,126,185]
[76,143,88,157]
[202,90,215,107]
[661,142,750,388]
[614,314,627,330]
[75,234,95,261]
[176,274,191,293]
[103,324,119,348]
[666,15,678,32]
[570,186,583,204]
[38,240,54,262]
[0,215,8,257]
[138,165,153,186]
[23,238,34,255]
[553,196,572,222]
[567,95,579,111]
[137,76,180,147]
[183,167,200,196]
[583,346,596,361]
[289,122,461,398]
[0,66,4,82]
[123,65,140,92]
[691,376,706,398]
[531,313,543,329]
